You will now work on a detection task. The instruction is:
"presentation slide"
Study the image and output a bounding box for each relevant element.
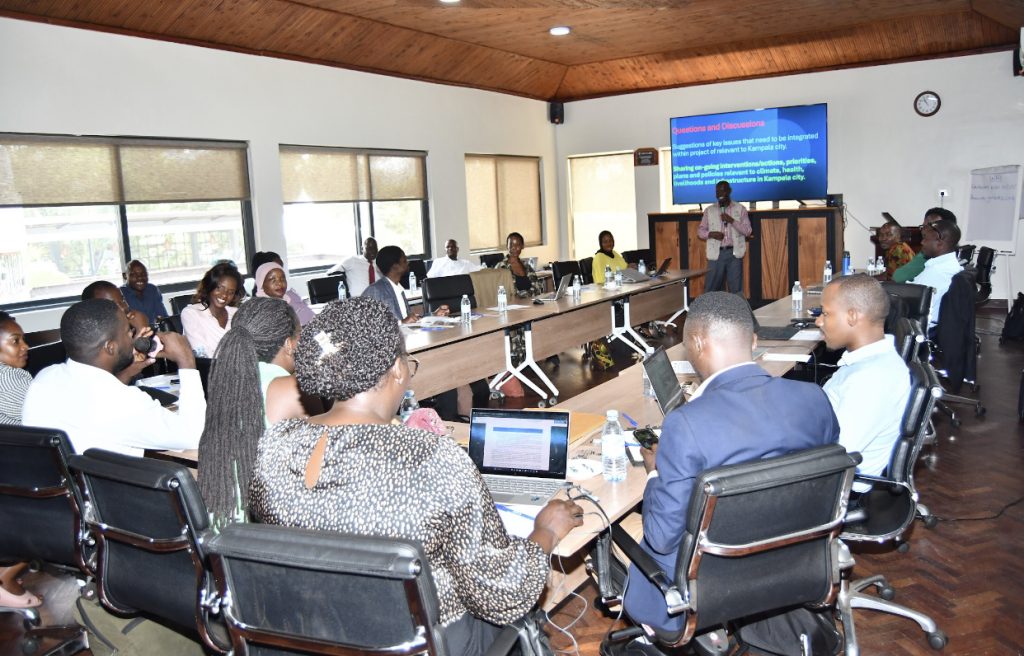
[670,103,827,204]
[482,417,553,471]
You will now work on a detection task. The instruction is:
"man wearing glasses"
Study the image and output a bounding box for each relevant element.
[891,208,957,283]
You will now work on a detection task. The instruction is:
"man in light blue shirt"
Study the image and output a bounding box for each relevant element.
[911,219,962,331]
[816,275,911,493]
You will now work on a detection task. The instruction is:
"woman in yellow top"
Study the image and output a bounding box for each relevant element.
[592,230,633,284]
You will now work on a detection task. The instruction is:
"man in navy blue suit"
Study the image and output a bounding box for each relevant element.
[607,292,841,655]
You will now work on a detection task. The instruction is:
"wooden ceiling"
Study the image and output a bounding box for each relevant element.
[1,0,1020,101]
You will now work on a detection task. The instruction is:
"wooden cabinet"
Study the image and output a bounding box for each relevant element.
[649,208,844,305]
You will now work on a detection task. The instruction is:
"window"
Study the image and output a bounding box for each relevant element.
[280,146,429,270]
[568,153,637,259]
[0,134,252,308]
[465,155,542,252]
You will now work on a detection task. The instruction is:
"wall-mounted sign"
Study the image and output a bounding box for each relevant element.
[633,148,659,167]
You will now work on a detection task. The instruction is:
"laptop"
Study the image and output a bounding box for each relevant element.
[620,257,672,283]
[468,409,570,506]
[642,348,686,415]
[539,272,572,301]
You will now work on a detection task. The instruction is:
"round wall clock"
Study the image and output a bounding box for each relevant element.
[914,91,941,117]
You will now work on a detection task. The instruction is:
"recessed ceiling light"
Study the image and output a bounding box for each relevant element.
[440,0,460,4]
[549,26,571,36]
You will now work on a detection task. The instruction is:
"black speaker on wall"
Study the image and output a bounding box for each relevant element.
[1014,46,1022,77]
[549,101,564,124]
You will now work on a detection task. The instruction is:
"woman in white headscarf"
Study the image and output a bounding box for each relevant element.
[253,262,316,325]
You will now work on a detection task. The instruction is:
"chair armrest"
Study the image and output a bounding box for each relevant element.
[609,524,686,615]
[483,626,521,656]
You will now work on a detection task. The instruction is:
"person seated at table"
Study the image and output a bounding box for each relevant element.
[816,275,910,498]
[428,239,481,278]
[591,230,633,284]
[910,218,962,332]
[250,297,582,655]
[876,223,915,281]
[611,292,839,654]
[254,261,316,325]
[22,299,205,456]
[892,208,956,283]
[362,245,449,324]
[327,237,381,297]
[198,297,321,528]
[81,280,158,384]
[181,262,244,357]
[120,259,168,322]
[496,232,544,298]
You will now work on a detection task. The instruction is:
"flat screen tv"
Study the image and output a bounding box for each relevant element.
[670,103,827,205]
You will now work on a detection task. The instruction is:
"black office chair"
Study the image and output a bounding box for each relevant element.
[0,426,89,656]
[479,253,504,269]
[578,257,594,285]
[25,340,67,376]
[974,246,994,304]
[837,361,947,653]
[307,274,348,304]
[956,243,976,264]
[621,248,654,270]
[880,281,932,330]
[421,274,475,314]
[205,523,522,656]
[402,258,428,289]
[158,314,184,334]
[550,260,582,289]
[170,294,194,315]
[930,269,985,420]
[599,445,858,653]
[892,316,925,365]
[70,449,228,653]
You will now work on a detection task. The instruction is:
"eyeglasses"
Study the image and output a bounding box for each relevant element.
[407,357,420,378]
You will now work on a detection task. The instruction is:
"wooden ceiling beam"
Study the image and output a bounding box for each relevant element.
[971,0,1024,30]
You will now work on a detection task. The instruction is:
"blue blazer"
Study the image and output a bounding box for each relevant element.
[622,363,840,634]
[361,279,407,321]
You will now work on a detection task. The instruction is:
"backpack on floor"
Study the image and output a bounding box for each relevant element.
[736,607,842,656]
[1001,293,1024,341]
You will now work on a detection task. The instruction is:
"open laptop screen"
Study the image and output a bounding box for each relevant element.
[643,348,685,415]
[468,409,570,479]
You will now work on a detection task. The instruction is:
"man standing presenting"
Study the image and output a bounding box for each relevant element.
[697,180,752,295]
[609,293,839,653]
[427,239,481,278]
[329,237,380,297]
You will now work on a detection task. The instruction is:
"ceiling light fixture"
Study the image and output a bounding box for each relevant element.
[439,0,460,4]
[549,26,571,36]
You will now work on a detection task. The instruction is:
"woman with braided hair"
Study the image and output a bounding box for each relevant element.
[197,296,321,526]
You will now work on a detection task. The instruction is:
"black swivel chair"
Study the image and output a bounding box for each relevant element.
[930,269,985,420]
[600,445,859,652]
[956,243,976,264]
[70,449,228,654]
[837,361,947,653]
[25,341,67,377]
[169,294,193,315]
[307,273,348,304]
[421,275,475,314]
[880,281,932,330]
[578,257,595,285]
[401,258,429,289]
[621,248,654,270]
[974,246,994,304]
[205,523,521,655]
[550,260,582,288]
[0,426,89,656]
[479,253,504,269]
[892,316,925,365]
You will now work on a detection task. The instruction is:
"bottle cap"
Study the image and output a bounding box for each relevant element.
[606,409,618,420]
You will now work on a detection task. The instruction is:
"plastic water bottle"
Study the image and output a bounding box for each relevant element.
[823,260,833,285]
[642,346,657,398]
[399,390,418,422]
[614,268,623,288]
[604,265,613,286]
[460,294,472,325]
[497,285,507,313]
[337,281,348,301]
[876,256,885,275]
[601,410,627,483]
[866,258,877,276]
[842,251,851,276]
[792,280,803,315]
[571,274,581,300]
[638,260,647,275]
[408,271,417,292]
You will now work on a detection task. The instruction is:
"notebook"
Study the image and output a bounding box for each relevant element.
[539,273,572,301]
[643,348,686,415]
[756,325,801,340]
[468,409,570,506]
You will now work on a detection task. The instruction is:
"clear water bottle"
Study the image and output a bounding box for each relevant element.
[637,259,647,275]
[399,390,418,422]
[823,260,833,285]
[604,265,613,285]
[842,251,851,276]
[497,285,507,313]
[792,280,803,314]
[337,280,348,301]
[601,410,627,483]
[460,294,472,325]
[614,268,623,288]
[571,274,581,300]
[408,271,417,292]
[866,258,876,275]
[642,346,657,398]
[875,256,885,275]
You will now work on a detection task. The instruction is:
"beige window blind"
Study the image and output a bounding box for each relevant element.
[280,146,426,204]
[465,154,542,252]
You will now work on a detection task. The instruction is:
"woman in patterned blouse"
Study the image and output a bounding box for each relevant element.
[250,297,582,655]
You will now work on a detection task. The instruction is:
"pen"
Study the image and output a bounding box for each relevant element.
[625,441,642,448]
[621,412,639,427]
[495,503,538,521]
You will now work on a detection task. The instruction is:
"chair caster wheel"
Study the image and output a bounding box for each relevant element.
[548,396,558,406]
[489,392,501,400]
[20,637,39,655]
[879,585,896,600]
[927,630,947,650]
[897,541,910,554]
[537,399,547,408]
[923,515,938,529]
[975,404,986,417]
[950,417,961,428]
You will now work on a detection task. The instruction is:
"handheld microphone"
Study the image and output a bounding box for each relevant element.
[133,335,162,357]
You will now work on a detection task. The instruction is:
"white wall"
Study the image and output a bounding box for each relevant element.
[555,52,1024,301]
[0,17,560,331]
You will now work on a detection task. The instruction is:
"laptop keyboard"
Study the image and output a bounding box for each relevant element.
[484,476,564,498]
